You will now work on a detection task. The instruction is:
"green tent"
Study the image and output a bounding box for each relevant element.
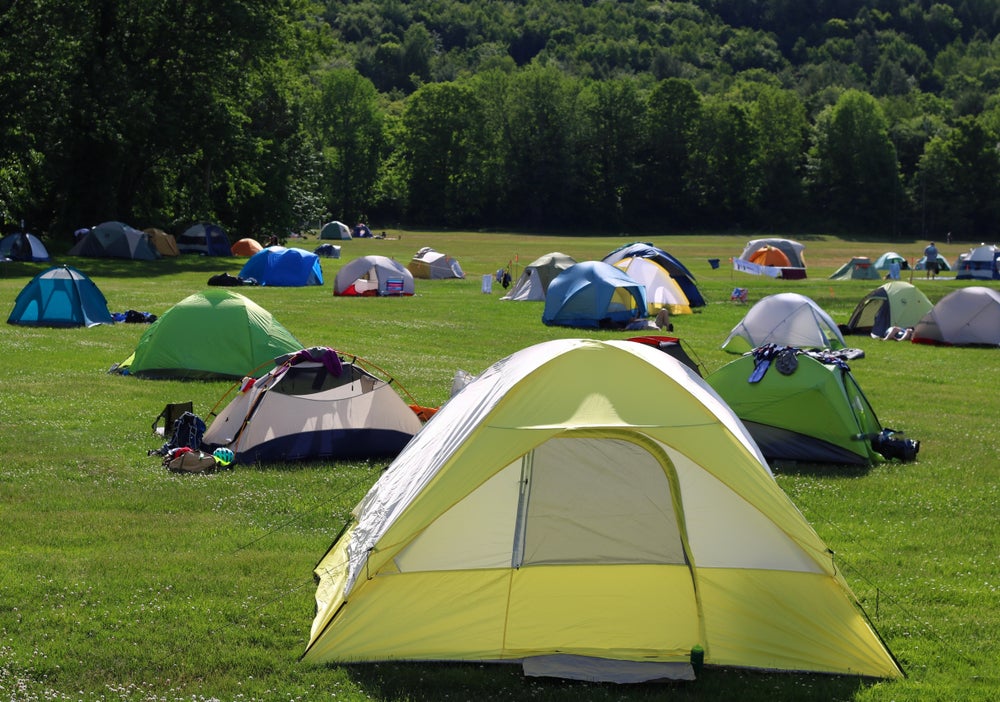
[828,257,881,281]
[844,281,933,337]
[111,290,303,379]
[706,351,885,466]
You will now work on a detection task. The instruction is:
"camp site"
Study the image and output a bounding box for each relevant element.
[1,231,997,701]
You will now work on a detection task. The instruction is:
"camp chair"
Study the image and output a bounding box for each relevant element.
[730,287,749,303]
[152,401,194,436]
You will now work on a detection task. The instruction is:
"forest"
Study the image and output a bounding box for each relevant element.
[3,0,1000,242]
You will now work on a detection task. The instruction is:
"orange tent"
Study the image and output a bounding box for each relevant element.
[748,245,791,267]
[231,238,263,257]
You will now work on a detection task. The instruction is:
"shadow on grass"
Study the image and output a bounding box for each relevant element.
[346,661,877,701]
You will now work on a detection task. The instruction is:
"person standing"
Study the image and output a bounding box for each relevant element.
[923,241,939,279]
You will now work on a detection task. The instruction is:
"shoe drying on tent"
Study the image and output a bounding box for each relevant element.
[111,289,303,379]
[542,261,647,329]
[912,286,1000,346]
[203,347,422,464]
[501,252,577,301]
[722,293,845,353]
[238,246,324,286]
[602,242,705,308]
[301,339,903,682]
[406,247,465,279]
[706,347,917,466]
[843,282,933,337]
[8,265,114,327]
[334,255,415,296]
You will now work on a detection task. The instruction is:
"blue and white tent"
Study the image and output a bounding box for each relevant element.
[543,261,647,329]
[239,246,323,286]
[177,222,232,256]
[603,242,705,307]
[7,265,114,327]
[0,232,51,262]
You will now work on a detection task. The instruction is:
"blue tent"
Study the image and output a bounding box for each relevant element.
[0,232,51,262]
[602,242,706,307]
[177,222,232,256]
[7,265,114,327]
[239,246,324,286]
[542,261,647,328]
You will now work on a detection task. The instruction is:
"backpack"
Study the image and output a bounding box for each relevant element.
[150,411,206,456]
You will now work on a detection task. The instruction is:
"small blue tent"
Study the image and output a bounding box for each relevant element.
[7,265,114,327]
[602,242,706,308]
[177,223,232,256]
[542,261,647,328]
[0,232,51,262]
[239,246,324,286]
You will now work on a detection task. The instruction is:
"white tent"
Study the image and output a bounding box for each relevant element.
[333,255,415,296]
[406,247,465,279]
[912,287,1000,346]
[320,221,352,240]
[501,252,577,301]
[722,293,846,353]
[301,339,902,681]
[203,347,422,463]
[612,256,691,315]
[738,238,806,268]
[955,244,999,280]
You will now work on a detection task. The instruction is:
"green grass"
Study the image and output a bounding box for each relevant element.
[1,231,996,701]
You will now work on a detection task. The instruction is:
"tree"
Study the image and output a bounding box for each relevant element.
[688,99,760,226]
[806,89,904,233]
[402,81,487,225]
[749,85,809,226]
[308,68,385,223]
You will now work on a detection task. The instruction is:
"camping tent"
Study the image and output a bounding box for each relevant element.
[314,243,341,258]
[8,265,113,327]
[231,238,263,257]
[706,351,889,466]
[406,247,465,279]
[238,246,323,286]
[334,255,414,296]
[0,232,51,262]
[734,238,807,279]
[955,244,999,280]
[872,252,909,271]
[829,257,881,281]
[111,289,303,379]
[320,221,352,240]
[915,254,951,271]
[611,256,691,315]
[301,338,903,681]
[843,282,933,337]
[203,347,422,464]
[912,286,1000,346]
[542,261,647,328]
[501,252,576,301]
[722,293,846,353]
[602,243,705,308]
[624,335,702,376]
[143,228,180,257]
[353,223,373,238]
[177,223,231,256]
[68,221,160,261]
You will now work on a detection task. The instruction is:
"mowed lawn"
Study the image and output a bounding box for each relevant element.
[1,231,996,702]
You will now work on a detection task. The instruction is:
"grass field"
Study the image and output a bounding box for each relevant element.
[1,231,996,701]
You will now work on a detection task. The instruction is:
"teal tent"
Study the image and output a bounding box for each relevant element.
[8,265,113,327]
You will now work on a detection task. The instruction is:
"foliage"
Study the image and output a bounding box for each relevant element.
[4,1,1000,240]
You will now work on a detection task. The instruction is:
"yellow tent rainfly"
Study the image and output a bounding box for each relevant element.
[302,339,903,682]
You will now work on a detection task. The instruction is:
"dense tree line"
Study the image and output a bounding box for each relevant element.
[2,0,1000,243]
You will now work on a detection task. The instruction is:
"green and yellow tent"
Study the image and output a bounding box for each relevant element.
[302,339,902,681]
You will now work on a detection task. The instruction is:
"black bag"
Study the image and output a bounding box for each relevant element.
[150,411,206,456]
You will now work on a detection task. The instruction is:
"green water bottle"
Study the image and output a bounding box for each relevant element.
[690,644,704,676]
